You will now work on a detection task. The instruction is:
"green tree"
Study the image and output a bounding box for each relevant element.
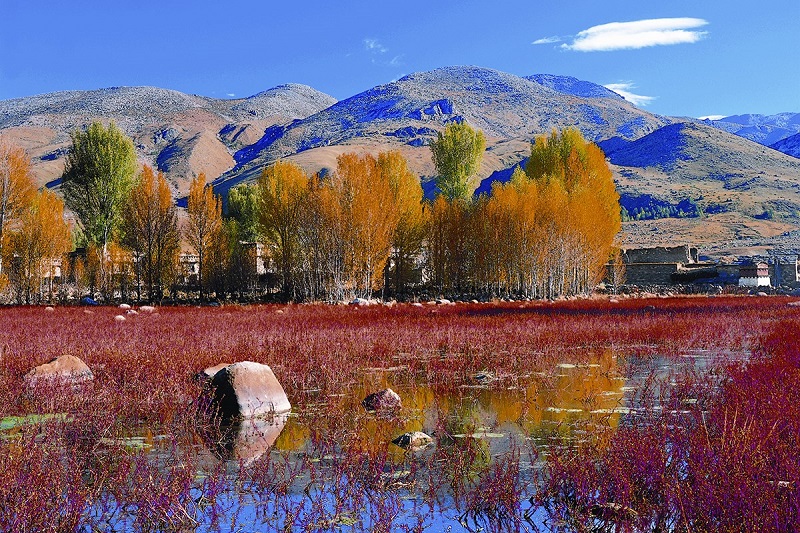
[226,184,260,242]
[61,121,137,250]
[429,121,485,201]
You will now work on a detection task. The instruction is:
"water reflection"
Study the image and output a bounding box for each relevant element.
[203,413,288,465]
[275,349,626,460]
[194,350,626,466]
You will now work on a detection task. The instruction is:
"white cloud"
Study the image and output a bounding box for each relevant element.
[698,115,726,121]
[363,38,404,67]
[563,18,708,52]
[364,38,387,53]
[532,36,561,45]
[604,82,656,107]
[226,93,235,97]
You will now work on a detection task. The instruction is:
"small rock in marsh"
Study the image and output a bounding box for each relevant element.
[435,298,451,305]
[350,297,370,306]
[45,306,55,312]
[412,302,423,308]
[590,503,638,522]
[119,303,131,310]
[126,309,138,315]
[362,388,402,413]
[114,315,126,322]
[392,431,433,451]
[473,370,495,384]
[139,305,156,313]
[24,355,94,386]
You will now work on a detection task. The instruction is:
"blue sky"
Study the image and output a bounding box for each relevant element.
[1,0,797,118]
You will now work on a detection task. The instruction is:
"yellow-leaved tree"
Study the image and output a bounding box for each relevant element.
[525,128,620,296]
[185,173,223,301]
[0,143,36,280]
[7,189,71,303]
[123,166,179,302]
[257,161,309,300]
[330,153,400,299]
[377,151,426,296]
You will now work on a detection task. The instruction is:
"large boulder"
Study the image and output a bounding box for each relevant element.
[362,388,402,413]
[209,361,291,420]
[24,355,94,386]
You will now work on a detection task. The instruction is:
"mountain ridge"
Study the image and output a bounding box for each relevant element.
[1,66,799,258]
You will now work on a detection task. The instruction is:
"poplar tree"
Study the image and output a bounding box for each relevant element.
[185,173,222,300]
[430,121,485,201]
[123,166,179,301]
[8,189,71,303]
[257,161,309,300]
[378,151,426,296]
[62,121,137,250]
[0,144,36,276]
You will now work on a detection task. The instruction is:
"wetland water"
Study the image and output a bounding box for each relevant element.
[84,348,728,532]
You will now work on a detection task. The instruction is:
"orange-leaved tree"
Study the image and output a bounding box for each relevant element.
[525,128,620,296]
[377,151,426,296]
[257,161,309,300]
[330,153,400,299]
[0,143,36,278]
[185,173,223,301]
[123,166,179,301]
[7,189,71,303]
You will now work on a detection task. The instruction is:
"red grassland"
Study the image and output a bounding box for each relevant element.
[0,296,798,531]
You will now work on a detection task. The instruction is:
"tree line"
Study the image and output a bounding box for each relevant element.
[0,120,620,304]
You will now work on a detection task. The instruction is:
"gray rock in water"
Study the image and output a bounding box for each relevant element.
[24,355,94,386]
[392,431,433,451]
[209,361,291,421]
[362,388,402,413]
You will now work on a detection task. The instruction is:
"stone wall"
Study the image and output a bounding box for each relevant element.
[770,258,800,287]
[622,245,697,265]
[623,263,681,285]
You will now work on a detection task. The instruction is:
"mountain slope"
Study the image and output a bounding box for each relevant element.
[705,112,800,147]
[0,85,336,195]
[215,66,670,191]
[3,67,799,258]
[771,133,800,158]
[602,122,800,257]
